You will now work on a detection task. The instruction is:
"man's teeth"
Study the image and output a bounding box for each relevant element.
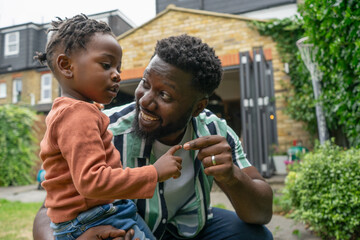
[141,112,158,121]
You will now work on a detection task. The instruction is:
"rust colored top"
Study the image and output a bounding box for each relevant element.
[40,97,157,223]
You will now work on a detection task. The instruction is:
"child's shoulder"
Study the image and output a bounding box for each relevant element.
[49,97,102,121]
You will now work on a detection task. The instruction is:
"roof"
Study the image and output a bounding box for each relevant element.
[117,4,267,40]
[0,9,135,31]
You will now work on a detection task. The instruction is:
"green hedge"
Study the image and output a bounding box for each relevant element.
[283,141,360,239]
[300,0,360,147]
[251,1,360,148]
[0,105,38,186]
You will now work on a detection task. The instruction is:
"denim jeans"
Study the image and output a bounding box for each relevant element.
[50,199,155,240]
[162,207,273,240]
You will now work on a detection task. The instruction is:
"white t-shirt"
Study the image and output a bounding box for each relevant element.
[152,124,195,220]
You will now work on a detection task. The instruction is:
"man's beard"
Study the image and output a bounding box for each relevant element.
[132,104,193,144]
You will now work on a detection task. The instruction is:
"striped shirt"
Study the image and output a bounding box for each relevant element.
[104,102,251,239]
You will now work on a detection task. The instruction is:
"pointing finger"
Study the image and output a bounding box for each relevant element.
[183,136,221,150]
[167,144,182,155]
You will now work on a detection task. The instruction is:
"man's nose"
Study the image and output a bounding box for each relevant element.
[140,90,157,110]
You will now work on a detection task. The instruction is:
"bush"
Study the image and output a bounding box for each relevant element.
[283,141,360,239]
[300,1,360,147]
[0,105,38,186]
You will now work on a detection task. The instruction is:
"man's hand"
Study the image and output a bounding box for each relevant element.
[77,226,139,240]
[183,135,235,184]
[153,145,182,182]
[183,135,273,224]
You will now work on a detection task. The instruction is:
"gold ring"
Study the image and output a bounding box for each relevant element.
[211,155,216,166]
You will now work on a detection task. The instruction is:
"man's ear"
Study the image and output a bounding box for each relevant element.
[56,54,73,79]
[192,98,209,117]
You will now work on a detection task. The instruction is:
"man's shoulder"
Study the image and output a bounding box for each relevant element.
[103,102,136,135]
[194,109,229,136]
[196,109,227,125]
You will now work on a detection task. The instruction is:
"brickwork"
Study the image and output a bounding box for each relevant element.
[0,70,58,106]
[117,6,311,151]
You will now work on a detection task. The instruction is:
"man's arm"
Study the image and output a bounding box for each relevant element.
[33,203,136,240]
[183,135,273,224]
[216,166,273,224]
[33,203,53,240]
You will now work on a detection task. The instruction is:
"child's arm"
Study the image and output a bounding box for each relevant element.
[52,103,158,199]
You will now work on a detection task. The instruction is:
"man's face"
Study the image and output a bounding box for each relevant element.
[134,55,203,145]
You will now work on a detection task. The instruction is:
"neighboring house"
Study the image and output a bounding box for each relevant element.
[115,5,311,176]
[156,0,300,19]
[0,9,134,113]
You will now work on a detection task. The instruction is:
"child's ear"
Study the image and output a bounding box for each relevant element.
[57,54,73,79]
[192,98,209,117]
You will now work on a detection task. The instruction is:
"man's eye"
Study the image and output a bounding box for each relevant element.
[102,63,111,70]
[160,92,171,101]
[141,78,150,89]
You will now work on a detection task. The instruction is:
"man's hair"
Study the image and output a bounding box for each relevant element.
[34,14,114,71]
[155,34,223,96]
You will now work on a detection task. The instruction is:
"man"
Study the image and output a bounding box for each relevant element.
[33,34,273,240]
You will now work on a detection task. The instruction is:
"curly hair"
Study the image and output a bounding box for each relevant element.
[155,34,223,96]
[34,14,114,72]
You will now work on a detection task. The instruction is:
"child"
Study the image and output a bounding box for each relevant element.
[36,14,183,240]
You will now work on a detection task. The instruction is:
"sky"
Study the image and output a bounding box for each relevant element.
[0,0,156,28]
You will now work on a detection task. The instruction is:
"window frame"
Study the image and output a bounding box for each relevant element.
[12,78,22,103]
[40,73,52,103]
[4,31,20,56]
[0,82,7,98]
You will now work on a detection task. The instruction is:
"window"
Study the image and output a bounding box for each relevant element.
[12,78,22,103]
[5,32,20,56]
[40,73,52,102]
[0,83,6,98]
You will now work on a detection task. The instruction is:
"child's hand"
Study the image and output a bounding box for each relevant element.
[93,102,104,110]
[153,145,182,182]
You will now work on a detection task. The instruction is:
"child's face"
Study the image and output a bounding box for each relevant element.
[63,32,122,104]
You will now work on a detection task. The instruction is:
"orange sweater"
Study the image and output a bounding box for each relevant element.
[40,97,158,223]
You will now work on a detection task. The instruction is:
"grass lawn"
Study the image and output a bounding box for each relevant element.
[0,199,42,240]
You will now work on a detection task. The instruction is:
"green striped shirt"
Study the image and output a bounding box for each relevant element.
[104,102,251,239]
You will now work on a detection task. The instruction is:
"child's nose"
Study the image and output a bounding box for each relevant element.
[112,71,121,82]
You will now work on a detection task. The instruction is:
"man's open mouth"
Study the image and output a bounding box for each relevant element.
[141,111,159,121]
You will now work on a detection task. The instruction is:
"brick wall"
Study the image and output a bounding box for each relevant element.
[0,70,58,106]
[118,6,311,151]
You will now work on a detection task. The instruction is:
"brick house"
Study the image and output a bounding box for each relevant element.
[115,5,311,174]
[0,4,310,176]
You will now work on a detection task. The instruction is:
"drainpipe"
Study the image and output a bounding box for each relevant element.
[30,93,35,106]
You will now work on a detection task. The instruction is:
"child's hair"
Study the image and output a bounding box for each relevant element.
[34,14,114,72]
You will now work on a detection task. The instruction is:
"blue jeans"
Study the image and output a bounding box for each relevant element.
[162,207,273,240]
[50,200,155,240]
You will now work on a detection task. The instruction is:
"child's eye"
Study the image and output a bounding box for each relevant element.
[101,63,111,70]
[116,66,121,73]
